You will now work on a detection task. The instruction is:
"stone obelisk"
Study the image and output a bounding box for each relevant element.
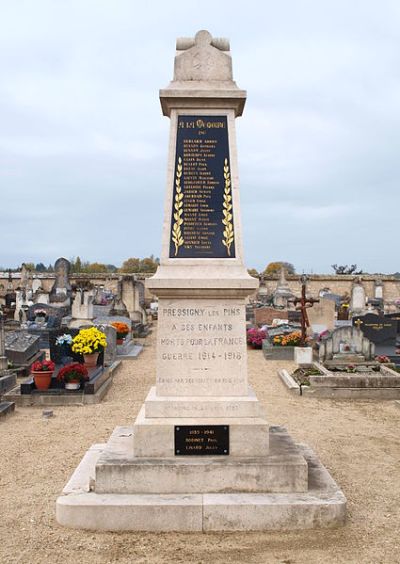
[146,29,258,404]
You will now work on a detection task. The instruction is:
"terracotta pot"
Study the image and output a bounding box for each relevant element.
[116,338,124,345]
[83,352,99,368]
[65,381,80,390]
[32,371,53,391]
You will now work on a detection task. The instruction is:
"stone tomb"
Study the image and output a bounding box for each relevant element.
[57,30,345,532]
[319,326,375,366]
[5,331,41,366]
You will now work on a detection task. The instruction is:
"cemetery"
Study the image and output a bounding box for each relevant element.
[1,16,400,564]
[0,258,149,408]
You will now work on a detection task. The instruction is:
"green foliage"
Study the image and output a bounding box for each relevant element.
[264,261,295,275]
[120,258,140,272]
[84,262,108,273]
[120,256,159,273]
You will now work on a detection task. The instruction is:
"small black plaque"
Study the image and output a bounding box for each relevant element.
[175,425,229,456]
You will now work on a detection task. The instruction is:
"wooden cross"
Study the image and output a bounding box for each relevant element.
[292,275,319,346]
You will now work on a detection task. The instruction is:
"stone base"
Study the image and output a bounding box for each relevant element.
[95,426,307,494]
[133,404,269,457]
[144,386,265,418]
[116,343,143,360]
[56,426,346,531]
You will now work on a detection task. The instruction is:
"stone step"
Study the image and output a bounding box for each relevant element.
[0,401,15,418]
[94,425,308,494]
[56,432,346,532]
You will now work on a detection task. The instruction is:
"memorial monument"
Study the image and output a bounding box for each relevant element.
[57,30,346,531]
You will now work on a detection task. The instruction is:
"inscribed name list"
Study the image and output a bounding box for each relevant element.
[169,115,235,259]
[156,300,248,397]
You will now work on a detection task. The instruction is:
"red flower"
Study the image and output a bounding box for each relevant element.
[31,360,55,372]
[57,363,89,383]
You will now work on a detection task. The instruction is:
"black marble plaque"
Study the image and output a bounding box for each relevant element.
[175,425,229,455]
[169,115,235,259]
[353,314,397,346]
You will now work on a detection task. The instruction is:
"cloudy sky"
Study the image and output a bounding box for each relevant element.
[1,0,399,273]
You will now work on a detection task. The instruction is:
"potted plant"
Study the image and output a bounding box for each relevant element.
[57,363,89,390]
[71,327,107,367]
[31,359,55,390]
[246,328,267,349]
[111,322,130,345]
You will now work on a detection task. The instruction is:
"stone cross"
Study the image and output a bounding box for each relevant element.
[292,275,319,346]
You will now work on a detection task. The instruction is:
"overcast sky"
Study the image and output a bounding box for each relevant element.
[1,1,399,273]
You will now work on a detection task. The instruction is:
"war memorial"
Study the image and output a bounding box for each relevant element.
[55,30,346,531]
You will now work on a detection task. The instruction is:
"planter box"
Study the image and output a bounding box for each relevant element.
[263,341,295,361]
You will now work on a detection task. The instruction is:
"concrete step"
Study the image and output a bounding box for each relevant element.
[0,401,15,418]
[94,425,308,494]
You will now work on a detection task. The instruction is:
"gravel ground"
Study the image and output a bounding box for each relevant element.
[1,330,400,564]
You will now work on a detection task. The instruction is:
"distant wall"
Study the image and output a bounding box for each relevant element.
[257,274,400,302]
[1,272,400,303]
[0,272,155,301]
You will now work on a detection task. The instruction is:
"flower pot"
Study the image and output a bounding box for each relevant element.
[116,338,124,345]
[32,371,53,390]
[65,381,80,390]
[83,352,99,368]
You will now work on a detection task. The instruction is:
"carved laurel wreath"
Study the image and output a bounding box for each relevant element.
[172,156,184,256]
[222,158,234,256]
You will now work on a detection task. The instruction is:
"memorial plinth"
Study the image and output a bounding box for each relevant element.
[56,30,346,531]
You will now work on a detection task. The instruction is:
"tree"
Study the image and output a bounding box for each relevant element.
[120,258,140,273]
[35,263,47,272]
[85,262,108,273]
[331,264,363,275]
[23,263,35,272]
[106,264,117,273]
[139,257,158,273]
[264,261,295,275]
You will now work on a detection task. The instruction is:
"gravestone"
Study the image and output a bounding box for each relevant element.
[374,279,383,299]
[27,303,65,326]
[49,257,72,307]
[350,278,366,315]
[69,290,95,328]
[319,325,375,364]
[32,279,42,294]
[353,313,397,355]
[307,297,336,334]
[273,267,293,308]
[57,29,346,533]
[98,325,117,367]
[5,331,40,365]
